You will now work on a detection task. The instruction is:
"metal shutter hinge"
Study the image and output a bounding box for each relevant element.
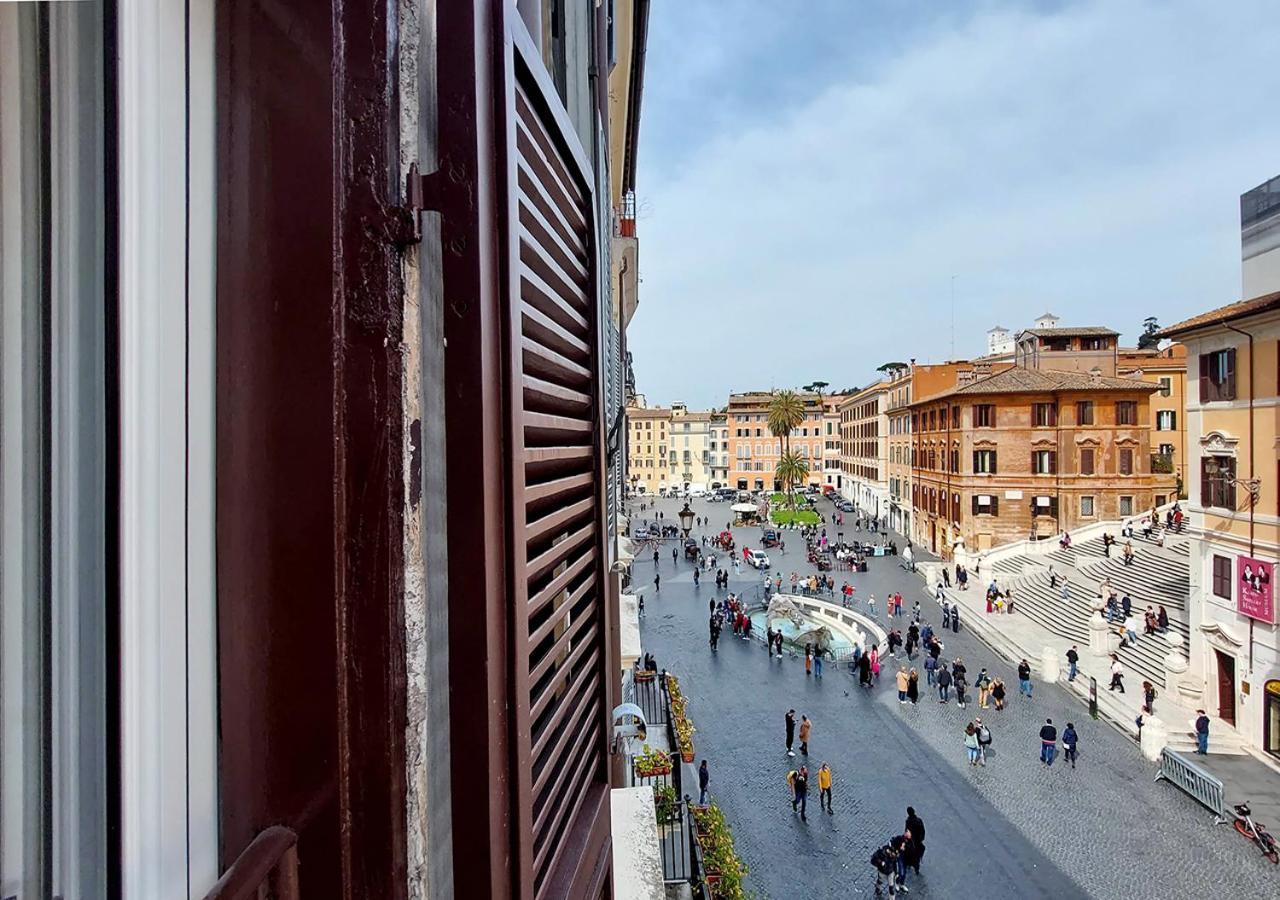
[391,162,442,246]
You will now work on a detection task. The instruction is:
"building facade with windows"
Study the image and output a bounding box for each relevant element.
[669,404,713,488]
[909,367,1174,558]
[726,391,826,491]
[838,384,890,516]
[626,406,673,494]
[708,413,731,487]
[1160,292,1280,759]
[1119,343,1189,491]
[886,371,914,534]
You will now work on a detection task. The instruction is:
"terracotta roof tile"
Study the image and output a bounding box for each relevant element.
[1157,291,1280,338]
[910,366,1157,404]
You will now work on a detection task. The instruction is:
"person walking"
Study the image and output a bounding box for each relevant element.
[954,671,968,708]
[1108,655,1125,693]
[868,593,877,618]
[937,664,952,703]
[698,759,710,805]
[785,709,797,756]
[799,715,812,756]
[791,765,809,821]
[1062,722,1078,768]
[818,763,833,814]
[1142,680,1157,715]
[924,653,937,687]
[1122,614,1140,648]
[976,668,991,708]
[990,676,1006,711]
[653,571,660,592]
[804,644,813,677]
[907,669,920,705]
[1194,709,1210,754]
[964,723,981,766]
[950,602,960,633]
[1039,718,1058,766]
[638,595,645,618]
[652,548,659,566]
[1017,659,1033,699]
[904,807,926,875]
[1066,645,1079,682]
[975,717,992,765]
[814,650,824,679]
[896,668,909,704]
[672,546,678,565]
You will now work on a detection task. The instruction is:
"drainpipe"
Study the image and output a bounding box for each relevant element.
[1221,322,1256,674]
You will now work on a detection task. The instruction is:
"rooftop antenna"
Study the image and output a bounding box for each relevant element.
[950,274,957,360]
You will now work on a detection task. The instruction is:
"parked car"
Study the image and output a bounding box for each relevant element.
[743,548,771,569]
[761,529,780,548]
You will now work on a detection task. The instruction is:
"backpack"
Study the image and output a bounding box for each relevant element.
[978,725,991,743]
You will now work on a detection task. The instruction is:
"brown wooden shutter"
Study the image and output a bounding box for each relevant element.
[505,26,613,900]
[438,7,614,898]
[1225,348,1237,400]
[1199,353,1211,401]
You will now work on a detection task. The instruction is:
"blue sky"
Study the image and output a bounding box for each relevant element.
[626,0,1280,409]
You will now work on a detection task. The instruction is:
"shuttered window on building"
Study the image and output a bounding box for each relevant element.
[506,37,612,899]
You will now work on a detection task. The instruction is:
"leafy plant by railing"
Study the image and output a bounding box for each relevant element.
[634,744,673,778]
[692,803,748,899]
[653,784,678,823]
[1151,453,1174,474]
[666,674,696,762]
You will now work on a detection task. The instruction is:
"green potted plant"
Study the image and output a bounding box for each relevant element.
[633,745,672,779]
[673,715,696,763]
[652,784,677,823]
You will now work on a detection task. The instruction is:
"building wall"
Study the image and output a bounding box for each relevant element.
[626,407,672,493]
[1242,175,1280,298]
[838,385,889,515]
[1178,310,1280,756]
[1119,344,1188,490]
[727,391,825,491]
[886,373,913,534]
[910,388,1176,557]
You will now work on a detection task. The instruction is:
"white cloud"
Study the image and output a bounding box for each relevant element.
[628,0,1280,407]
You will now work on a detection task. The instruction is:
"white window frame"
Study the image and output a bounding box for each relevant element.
[118,1,218,896]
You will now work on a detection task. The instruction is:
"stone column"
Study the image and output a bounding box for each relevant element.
[1088,612,1111,657]
[1140,716,1169,761]
[1163,631,1190,698]
[1041,646,1061,683]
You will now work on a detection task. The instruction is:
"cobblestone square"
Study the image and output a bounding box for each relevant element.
[633,496,1277,898]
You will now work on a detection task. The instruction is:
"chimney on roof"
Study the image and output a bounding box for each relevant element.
[1089,366,1103,384]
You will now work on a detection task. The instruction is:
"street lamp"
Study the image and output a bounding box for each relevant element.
[1211,459,1261,505]
[678,502,695,538]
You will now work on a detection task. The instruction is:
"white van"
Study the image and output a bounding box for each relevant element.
[688,483,707,497]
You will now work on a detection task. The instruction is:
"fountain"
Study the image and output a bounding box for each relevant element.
[748,593,886,658]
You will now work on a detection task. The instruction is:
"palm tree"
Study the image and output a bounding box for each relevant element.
[774,451,810,515]
[768,390,806,505]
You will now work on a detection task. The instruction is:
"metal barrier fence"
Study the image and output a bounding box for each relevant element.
[656,796,697,884]
[634,670,667,729]
[1155,747,1225,822]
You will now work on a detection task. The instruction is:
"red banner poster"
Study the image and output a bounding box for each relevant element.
[1237,556,1275,624]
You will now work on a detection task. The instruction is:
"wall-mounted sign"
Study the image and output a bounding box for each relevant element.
[1238,556,1275,624]
[1036,496,1052,507]
[1004,490,1023,500]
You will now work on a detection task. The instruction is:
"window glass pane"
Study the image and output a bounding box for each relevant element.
[2,3,108,896]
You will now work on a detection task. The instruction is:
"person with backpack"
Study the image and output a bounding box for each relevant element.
[924,653,937,687]
[791,765,809,821]
[870,843,900,896]
[785,709,797,756]
[954,670,968,709]
[975,717,993,765]
[1066,645,1079,682]
[1062,722,1079,768]
[975,668,992,708]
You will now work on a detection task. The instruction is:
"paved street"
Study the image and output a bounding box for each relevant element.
[632,494,1276,898]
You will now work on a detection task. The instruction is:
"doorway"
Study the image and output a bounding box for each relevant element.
[1265,680,1280,759]
[930,520,937,554]
[1215,650,1236,726]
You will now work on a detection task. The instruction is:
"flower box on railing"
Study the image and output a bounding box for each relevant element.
[635,668,656,683]
[633,745,672,779]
